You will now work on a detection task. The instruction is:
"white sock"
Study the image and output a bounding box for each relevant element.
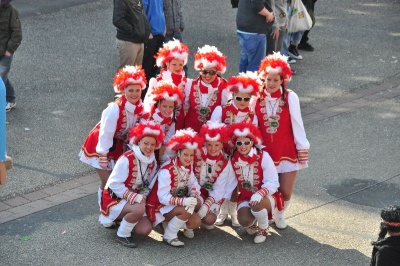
[284,200,291,211]
[164,216,186,240]
[181,222,188,230]
[228,201,238,217]
[219,200,229,215]
[251,209,269,229]
[98,187,102,207]
[117,218,137,238]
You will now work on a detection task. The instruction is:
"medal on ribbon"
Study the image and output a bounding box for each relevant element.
[199,107,208,116]
[203,181,214,191]
[242,181,253,191]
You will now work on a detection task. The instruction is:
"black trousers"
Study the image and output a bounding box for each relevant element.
[300,0,317,44]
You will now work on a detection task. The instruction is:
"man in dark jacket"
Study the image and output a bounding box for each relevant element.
[113,0,151,70]
[0,0,22,111]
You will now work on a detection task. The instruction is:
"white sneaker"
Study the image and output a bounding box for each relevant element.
[203,224,214,230]
[214,214,227,226]
[5,102,16,112]
[231,215,240,227]
[183,229,194,238]
[163,238,185,247]
[274,216,288,229]
[254,228,269,244]
[102,222,116,228]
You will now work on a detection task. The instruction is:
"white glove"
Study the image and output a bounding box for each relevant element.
[183,197,197,207]
[209,204,220,215]
[250,193,263,204]
[197,205,209,219]
[185,206,195,214]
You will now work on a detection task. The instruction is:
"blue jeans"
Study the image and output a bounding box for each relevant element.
[0,55,15,103]
[237,32,266,72]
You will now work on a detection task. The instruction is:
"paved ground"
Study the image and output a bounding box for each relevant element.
[0,0,399,265]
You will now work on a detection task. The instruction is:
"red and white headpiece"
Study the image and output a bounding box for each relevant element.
[199,121,229,144]
[113,65,147,93]
[194,45,227,74]
[166,128,204,152]
[258,52,293,82]
[155,39,189,67]
[228,122,263,148]
[150,80,185,106]
[226,71,261,97]
[127,121,165,149]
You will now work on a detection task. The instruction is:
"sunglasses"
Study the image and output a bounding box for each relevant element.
[235,96,251,102]
[236,141,252,146]
[201,70,217,76]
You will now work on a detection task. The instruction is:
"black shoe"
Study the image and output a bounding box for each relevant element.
[298,42,314,51]
[288,45,303,60]
[115,236,138,248]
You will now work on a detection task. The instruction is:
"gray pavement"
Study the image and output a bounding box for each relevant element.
[0,0,400,265]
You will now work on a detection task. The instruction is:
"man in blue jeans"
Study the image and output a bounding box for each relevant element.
[236,0,274,72]
[0,0,22,112]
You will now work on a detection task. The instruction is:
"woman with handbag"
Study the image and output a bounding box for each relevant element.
[255,52,310,229]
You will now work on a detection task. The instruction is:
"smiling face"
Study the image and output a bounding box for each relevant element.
[235,137,252,156]
[178,148,195,167]
[200,67,218,84]
[206,141,223,157]
[125,84,142,104]
[264,73,283,94]
[233,92,252,110]
[138,136,157,156]
[166,59,185,75]
[157,100,175,118]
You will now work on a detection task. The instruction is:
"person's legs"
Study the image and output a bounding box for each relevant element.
[0,55,15,105]
[298,0,316,50]
[246,34,266,72]
[143,35,164,80]
[116,39,142,69]
[5,79,15,104]
[274,170,298,229]
[237,32,250,72]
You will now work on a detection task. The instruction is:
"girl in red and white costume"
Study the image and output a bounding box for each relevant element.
[141,80,184,165]
[146,128,203,247]
[183,45,230,133]
[194,121,235,231]
[255,52,310,229]
[143,39,189,130]
[100,122,164,248]
[80,65,146,210]
[211,72,260,227]
[229,122,281,244]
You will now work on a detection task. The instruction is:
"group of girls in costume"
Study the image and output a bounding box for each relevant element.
[79,39,310,248]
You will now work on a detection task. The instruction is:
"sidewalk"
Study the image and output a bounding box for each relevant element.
[1,78,399,265]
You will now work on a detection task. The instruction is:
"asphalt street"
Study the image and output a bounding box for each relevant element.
[0,0,399,265]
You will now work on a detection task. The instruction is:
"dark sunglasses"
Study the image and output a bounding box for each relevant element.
[235,96,251,102]
[236,141,252,146]
[201,70,217,76]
